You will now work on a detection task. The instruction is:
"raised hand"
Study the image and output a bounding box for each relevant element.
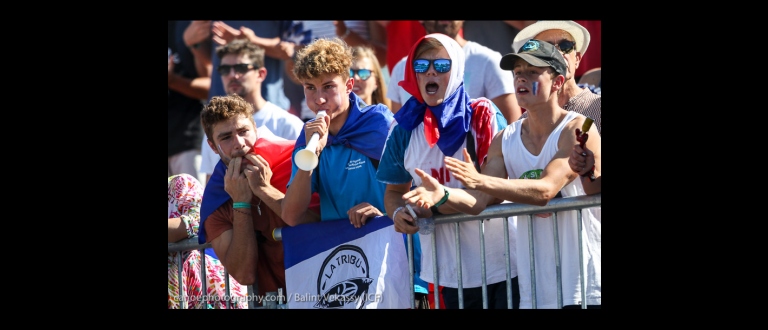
[390,204,419,235]
[212,21,241,46]
[402,168,444,211]
[445,148,483,189]
[574,117,596,181]
[569,144,595,177]
[224,156,253,204]
[183,20,212,48]
[305,114,330,157]
[243,154,272,193]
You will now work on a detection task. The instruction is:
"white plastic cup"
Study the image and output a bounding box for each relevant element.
[295,111,327,171]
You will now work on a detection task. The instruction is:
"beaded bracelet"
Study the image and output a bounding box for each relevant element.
[391,206,405,221]
[233,202,251,209]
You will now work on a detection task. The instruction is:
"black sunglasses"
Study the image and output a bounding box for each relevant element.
[413,58,452,73]
[554,40,576,54]
[217,63,256,76]
[350,69,373,81]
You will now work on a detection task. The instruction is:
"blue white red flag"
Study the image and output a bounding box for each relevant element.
[281,216,411,309]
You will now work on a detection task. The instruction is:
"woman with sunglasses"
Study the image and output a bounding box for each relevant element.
[350,45,432,309]
[376,34,519,309]
[350,46,391,110]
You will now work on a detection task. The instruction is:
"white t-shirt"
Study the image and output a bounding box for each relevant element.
[386,56,410,107]
[387,41,516,107]
[200,101,301,175]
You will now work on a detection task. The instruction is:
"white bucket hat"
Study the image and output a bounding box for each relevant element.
[511,20,591,55]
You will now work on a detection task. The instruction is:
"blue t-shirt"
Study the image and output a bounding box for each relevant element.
[289,144,386,221]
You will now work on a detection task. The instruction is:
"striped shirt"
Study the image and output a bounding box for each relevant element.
[520,87,602,135]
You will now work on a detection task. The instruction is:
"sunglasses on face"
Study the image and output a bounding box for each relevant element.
[554,40,576,54]
[413,58,452,73]
[217,63,256,76]
[349,69,372,81]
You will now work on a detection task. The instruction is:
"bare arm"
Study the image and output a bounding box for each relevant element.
[245,154,320,225]
[211,156,259,285]
[467,124,579,205]
[212,21,293,60]
[384,182,420,234]
[390,101,402,114]
[281,118,329,225]
[284,44,303,85]
[569,122,601,194]
[334,21,387,67]
[183,20,213,78]
[402,166,491,216]
[168,217,188,243]
[167,45,211,100]
[167,66,211,101]
[492,93,522,123]
[407,138,507,214]
[210,225,257,285]
[281,166,315,226]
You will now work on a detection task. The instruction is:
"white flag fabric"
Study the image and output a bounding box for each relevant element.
[281,216,411,309]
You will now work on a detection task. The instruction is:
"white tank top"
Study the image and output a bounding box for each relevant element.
[500,111,601,308]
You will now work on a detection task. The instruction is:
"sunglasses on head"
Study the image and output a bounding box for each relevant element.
[554,40,576,54]
[217,63,256,76]
[413,58,452,73]
[349,69,372,81]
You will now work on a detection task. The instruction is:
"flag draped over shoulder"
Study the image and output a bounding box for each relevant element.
[199,138,296,245]
[395,33,473,156]
[281,216,411,309]
[295,92,393,161]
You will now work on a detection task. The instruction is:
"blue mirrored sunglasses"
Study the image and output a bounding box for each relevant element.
[349,69,372,81]
[413,59,452,73]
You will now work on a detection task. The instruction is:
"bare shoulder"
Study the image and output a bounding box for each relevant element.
[558,113,583,146]
[487,129,506,153]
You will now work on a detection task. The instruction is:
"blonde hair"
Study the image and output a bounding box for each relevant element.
[351,46,390,109]
[293,37,352,81]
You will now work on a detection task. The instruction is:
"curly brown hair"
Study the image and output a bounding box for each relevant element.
[292,37,352,82]
[200,94,255,144]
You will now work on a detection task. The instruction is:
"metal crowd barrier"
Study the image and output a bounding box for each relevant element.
[168,193,600,309]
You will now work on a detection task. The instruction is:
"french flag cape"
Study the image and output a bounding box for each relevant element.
[281,216,411,309]
[199,138,296,246]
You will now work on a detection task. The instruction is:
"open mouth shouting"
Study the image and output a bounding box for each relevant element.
[425,81,440,95]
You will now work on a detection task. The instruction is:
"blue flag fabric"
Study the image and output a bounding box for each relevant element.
[281,216,412,309]
[198,160,226,245]
[295,92,393,161]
